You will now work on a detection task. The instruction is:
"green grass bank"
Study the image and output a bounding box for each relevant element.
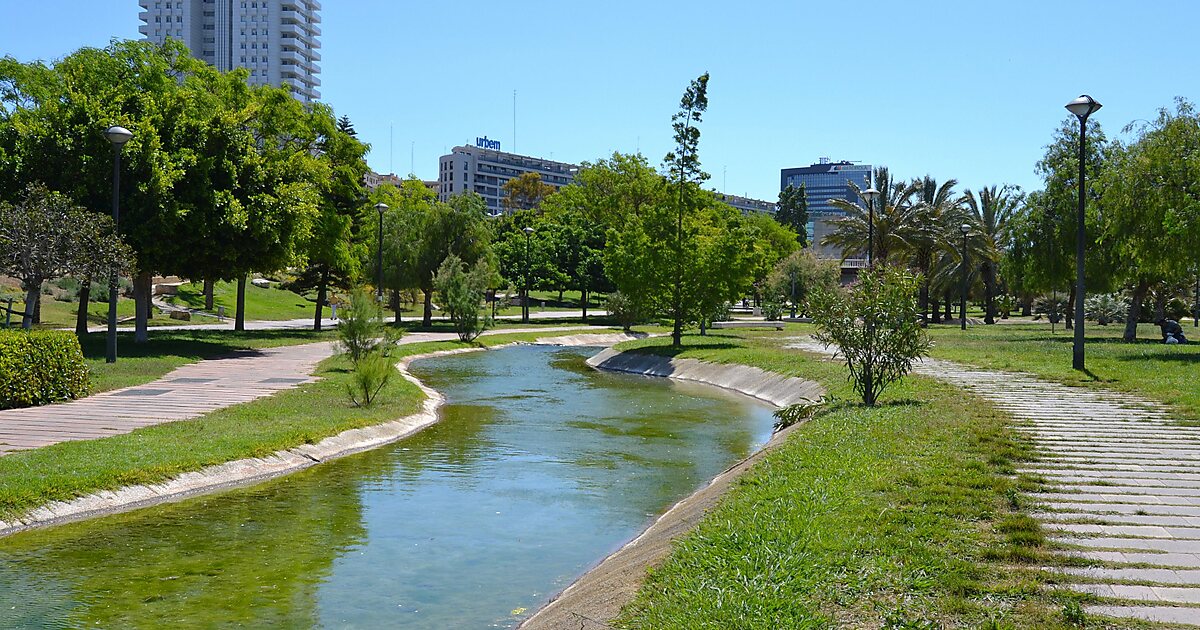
[606,331,1115,629]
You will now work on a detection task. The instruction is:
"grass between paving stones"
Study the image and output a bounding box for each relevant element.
[0,328,622,523]
[609,331,1142,629]
[918,321,1200,424]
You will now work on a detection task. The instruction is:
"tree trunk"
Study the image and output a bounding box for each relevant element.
[134,271,151,343]
[423,289,433,327]
[392,289,401,323]
[1124,280,1151,342]
[944,295,952,321]
[558,288,564,303]
[1021,295,1033,317]
[919,280,929,325]
[76,275,92,336]
[32,289,41,324]
[21,285,38,329]
[203,278,215,310]
[313,264,328,332]
[235,275,247,332]
[699,318,707,336]
[983,262,997,325]
[1153,288,1168,322]
[581,288,588,322]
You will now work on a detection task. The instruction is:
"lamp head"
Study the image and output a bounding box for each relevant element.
[104,126,133,147]
[523,226,534,236]
[375,202,388,215]
[862,187,880,204]
[1065,94,1102,120]
[960,223,972,236]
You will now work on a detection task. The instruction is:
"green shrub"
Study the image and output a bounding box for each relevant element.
[762,300,785,321]
[345,350,394,408]
[0,330,89,409]
[433,254,493,342]
[605,291,638,332]
[337,287,398,365]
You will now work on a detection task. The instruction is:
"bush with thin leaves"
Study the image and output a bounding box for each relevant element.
[808,267,931,406]
[434,254,493,342]
[337,287,398,364]
[605,291,639,332]
[1085,293,1126,326]
[346,350,394,407]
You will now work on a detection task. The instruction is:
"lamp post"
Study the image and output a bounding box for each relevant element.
[522,226,534,323]
[862,187,880,269]
[103,126,133,364]
[1065,94,1102,371]
[374,202,388,303]
[959,223,971,331]
[790,270,797,319]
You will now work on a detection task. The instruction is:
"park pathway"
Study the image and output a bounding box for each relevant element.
[787,336,1200,626]
[0,326,598,457]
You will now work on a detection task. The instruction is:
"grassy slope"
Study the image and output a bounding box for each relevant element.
[13,297,220,330]
[165,280,315,321]
[0,328,619,522]
[609,331,1119,629]
[920,320,1200,422]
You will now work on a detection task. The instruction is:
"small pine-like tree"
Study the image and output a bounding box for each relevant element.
[434,254,493,342]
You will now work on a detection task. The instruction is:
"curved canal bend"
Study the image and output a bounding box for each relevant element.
[0,345,775,628]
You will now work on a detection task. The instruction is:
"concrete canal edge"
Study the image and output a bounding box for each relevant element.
[0,332,648,538]
[519,348,825,630]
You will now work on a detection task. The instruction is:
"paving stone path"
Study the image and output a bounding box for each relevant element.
[786,337,1200,626]
[0,326,598,457]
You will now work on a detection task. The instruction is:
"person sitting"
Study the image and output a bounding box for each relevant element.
[1156,318,1189,344]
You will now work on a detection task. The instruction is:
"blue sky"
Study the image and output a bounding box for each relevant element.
[1,1,1196,201]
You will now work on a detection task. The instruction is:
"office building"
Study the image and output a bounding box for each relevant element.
[714,193,776,216]
[438,139,578,213]
[779,158,873,258]
[137,0,322,102]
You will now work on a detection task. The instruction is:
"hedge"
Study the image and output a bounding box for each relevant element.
[0,330,89,409]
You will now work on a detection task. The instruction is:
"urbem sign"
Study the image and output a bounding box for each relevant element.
[475,136,501,151]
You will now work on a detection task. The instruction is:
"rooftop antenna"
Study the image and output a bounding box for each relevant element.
[513,89,517,154]
[723,166,727,194]
[389,123,394,174]
[410,141,414,177]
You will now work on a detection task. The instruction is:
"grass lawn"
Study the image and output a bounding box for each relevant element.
[608,331,1105,629]
[917,320,1200,423]
[11,297,221,330]
[165,280,316,321]
[0,327,622,522]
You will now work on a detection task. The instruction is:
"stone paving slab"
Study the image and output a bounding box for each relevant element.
[1085,605,1200,626]
[1068,550,1200,568]
[1054,536,1200,554]
[1069,583,1200,605]
[1057,566,1200,586]
[1038,512,1200,528]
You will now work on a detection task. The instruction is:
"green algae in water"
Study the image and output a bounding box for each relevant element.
[0,345,774,629]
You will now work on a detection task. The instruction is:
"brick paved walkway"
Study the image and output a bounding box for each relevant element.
[787,337,1200,626]
[0,326,598,457]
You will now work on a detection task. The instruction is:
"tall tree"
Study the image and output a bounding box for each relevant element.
[502,172,556,213]
[963,185,1022,324]
[775,183,810,247]
[663,72,710,346]
[1101,98,1200,340]
[824,167,922,267]
[0,184,131,329]
[908,176,962,323]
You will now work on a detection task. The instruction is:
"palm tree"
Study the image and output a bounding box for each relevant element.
[963,185,1022,324]
[909,176,962,323]
[823,167,922,267]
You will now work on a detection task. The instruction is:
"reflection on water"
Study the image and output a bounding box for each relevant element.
[0,345,774,629]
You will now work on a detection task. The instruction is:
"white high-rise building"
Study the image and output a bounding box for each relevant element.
[137,0,322,102]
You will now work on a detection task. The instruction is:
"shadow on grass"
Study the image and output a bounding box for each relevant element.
[76,328,330,362]
[1115,348,1200,364]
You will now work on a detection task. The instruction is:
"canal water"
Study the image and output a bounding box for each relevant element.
[0,345,775,629]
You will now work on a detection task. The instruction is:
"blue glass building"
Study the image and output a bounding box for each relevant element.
[779,159,872,258]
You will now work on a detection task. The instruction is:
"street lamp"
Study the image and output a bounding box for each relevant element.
[522,226,534,323]
[1065,94,1102,371]
[103,126,133,364]
[374,202,388,303]
[862,187,880,268]
[790,270,797,319]
[959,223,971,331]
